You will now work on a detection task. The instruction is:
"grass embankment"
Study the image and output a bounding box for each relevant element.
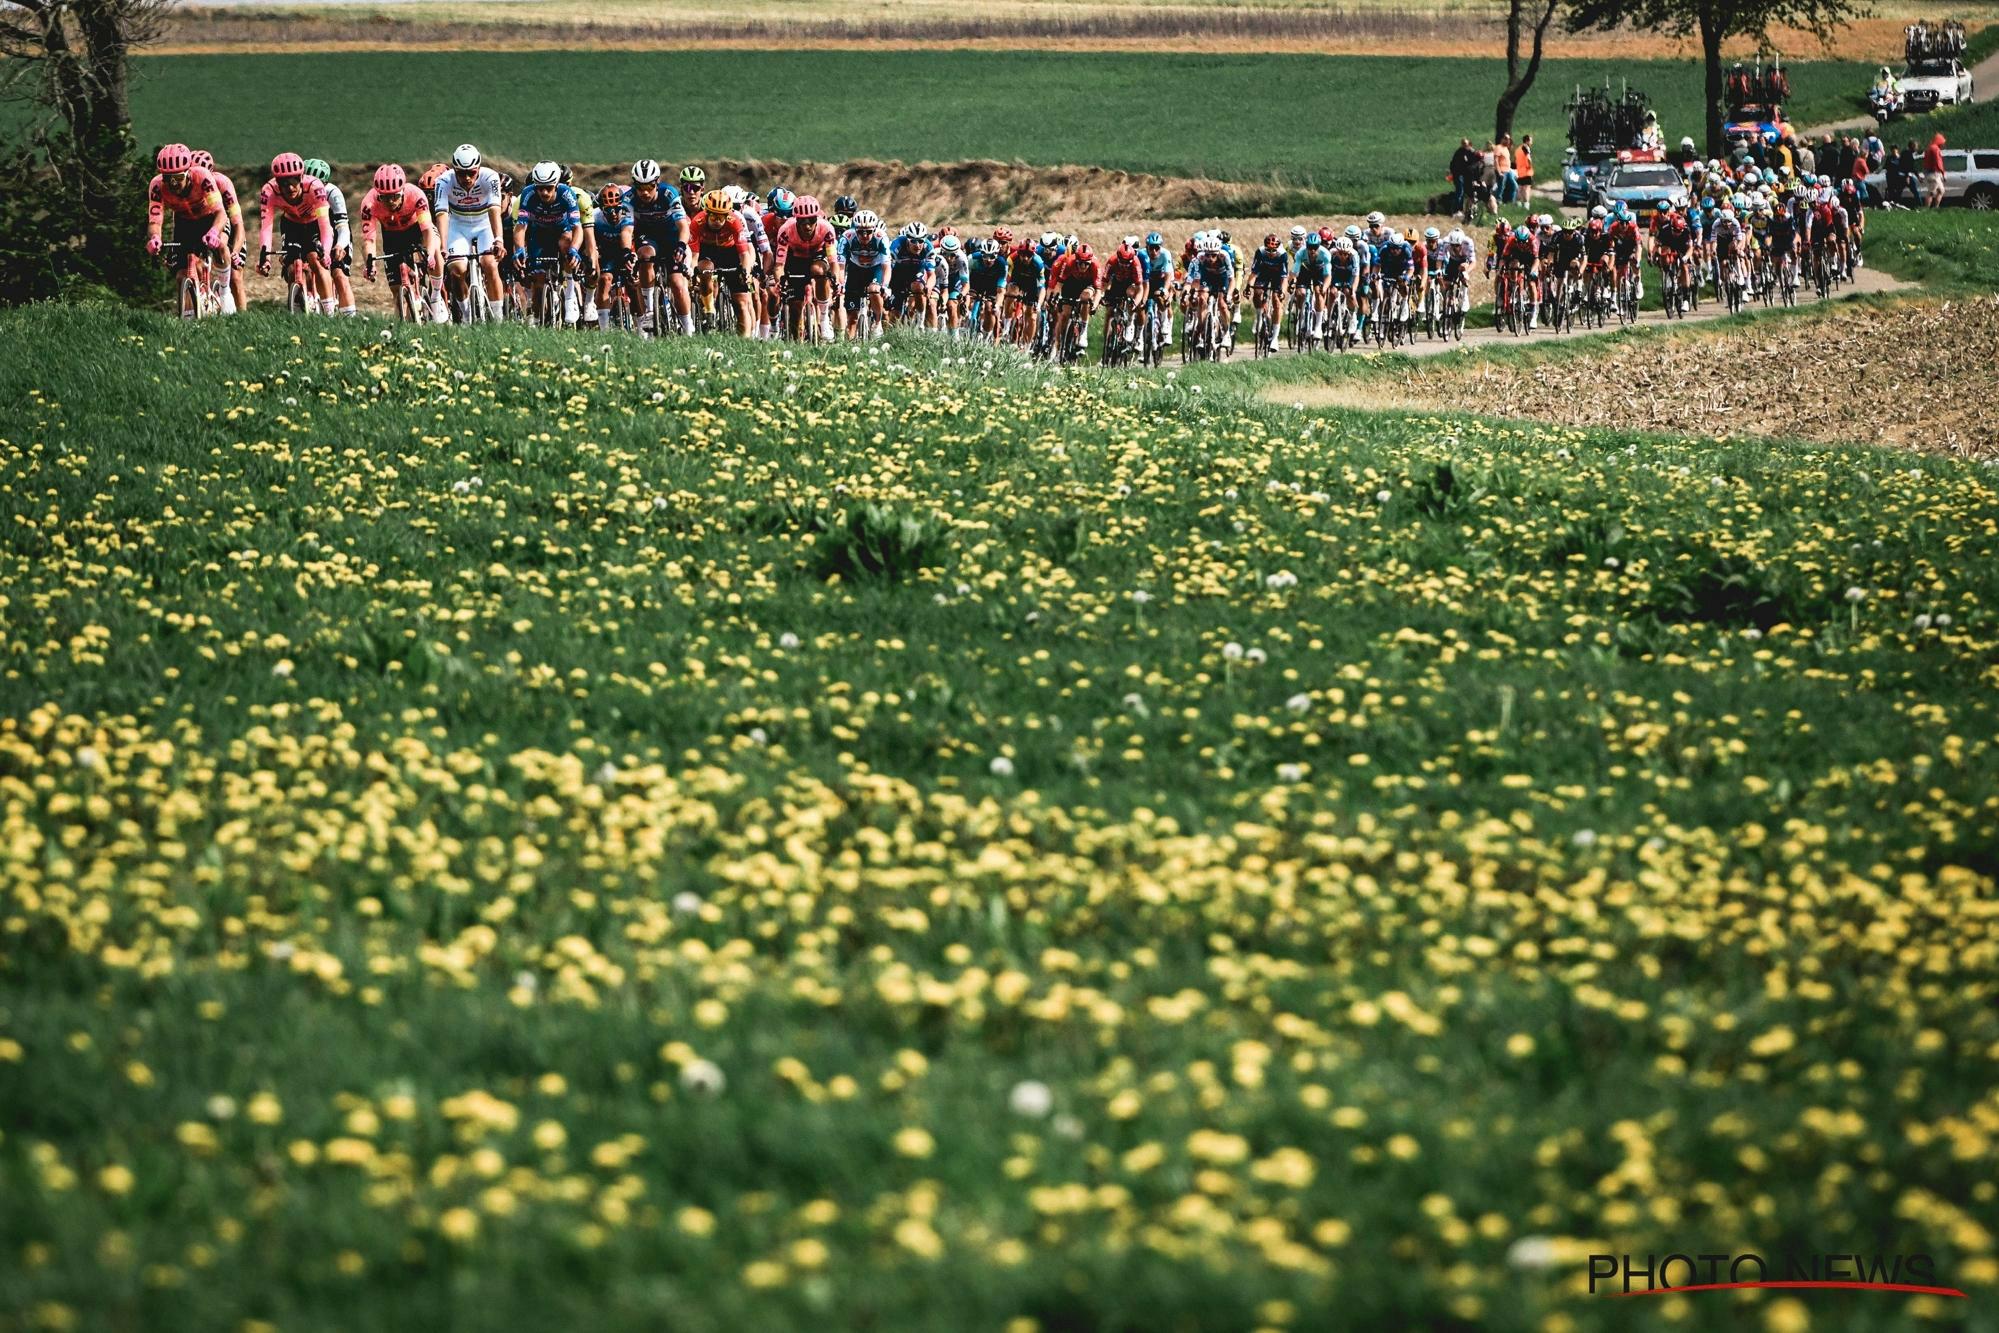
[123,49,1871,208]
[2,307,1997,1331]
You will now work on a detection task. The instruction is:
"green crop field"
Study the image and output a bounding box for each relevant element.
[122,49,1873,207]
[2,305,1997,1331]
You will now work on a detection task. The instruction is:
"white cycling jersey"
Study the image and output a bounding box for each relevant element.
[324,184,352,252]
[436,167,502,256]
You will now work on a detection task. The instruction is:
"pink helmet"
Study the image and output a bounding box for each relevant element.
[156,143,193,174]
[793,194,821,219]
[270,152,305,179]
[190,149,216,172]
[374,163,407,194]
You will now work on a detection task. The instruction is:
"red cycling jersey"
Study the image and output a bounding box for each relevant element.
[361,184,434,243]
[1050,252,1103,290]
[258,177,332,254]
[1105,249,1144,287]
[692,211,749,253]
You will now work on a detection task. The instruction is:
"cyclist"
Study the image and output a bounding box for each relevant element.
[592,184,641,331]
[1247,233,1290,346]
[1187,234,1235,352]
[1101,235,1147,346]
[1374,229,1413,338]
[1840,177,1865,270]
[935,232,968,333]
[887,221,936,327]
[256,151,335,315]
[359,163,440,318]
[188,150,247,316]
[692,188,756,334]
[144,144,231,312]
[1326,235,1362,341]
[774,194,841,341]
[677,165,707,219]
[1607,204,1643,305]
[512,161,582,324]
[625,159,693,337]
[761,187,795,337]
[1003,233,1046,348]
[839,209,891,338]
[1439,228,1475,329]
[1284,223,1308,267]
[1497,224,1538,330]
[1766,197,1800,293]
[1139,232,1176,350]
[301,159,356,315]
[1294,231,1331,341]
[729,186,774,337]
[967,236,1009,340]
[1411,226,1439,324]
[1709,204,1745,299]
[1047,240,1102,361]
[1653,205,1692,309]
[435,143,505,323]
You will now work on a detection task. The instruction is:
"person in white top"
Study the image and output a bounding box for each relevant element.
[435,143,506,322]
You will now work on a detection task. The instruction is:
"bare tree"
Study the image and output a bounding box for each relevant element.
[1,0,173,294]
[1496,0,1563,144]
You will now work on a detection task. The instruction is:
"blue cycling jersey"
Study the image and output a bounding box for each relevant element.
[1193,251,1234,288]
[1142,249,1174,284]
[840,228,892,277]
[968,253,1007,288]
[1250,248,1290,283]
[593,208,630,250]
[890,235,935,272]
[518,183,579,233]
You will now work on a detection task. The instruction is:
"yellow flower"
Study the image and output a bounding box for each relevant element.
[676,1206,715,1238]
[97,1164,135,1196]
[1764,1297,1810,1333]
[438,1207,480,1243]
[532,1120,567,1151]
[894,1126,935,1159]
[894,1217,944,1259]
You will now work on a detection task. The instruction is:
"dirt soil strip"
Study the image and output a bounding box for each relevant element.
[1261,289,1999,456]
[155,11,1969,60]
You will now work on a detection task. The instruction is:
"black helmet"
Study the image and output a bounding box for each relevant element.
[834,194,858,216]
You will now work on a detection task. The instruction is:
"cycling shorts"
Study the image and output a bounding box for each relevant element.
[1196,271,1231,294]
[445,214,495,258]
[1010,278,1043,302]
[704,262,751,295]
[278,217,325,260]
[170,212,217,254]
[1056,278,1096,303]
[525,227,570,265]
[597,240,631,272]
[1297,267,1330,286]
[889,262,930,295]
[633,221,686,258]
[970,275,1004,298]
[1252,276,1284,293]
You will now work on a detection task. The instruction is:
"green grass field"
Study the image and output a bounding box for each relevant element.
[2,305,1997,1331]
[124,50,1873,207]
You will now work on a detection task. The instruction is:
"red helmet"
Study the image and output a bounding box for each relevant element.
[156,143,192,174]
[373,163,406,194]
[1263,233,1280,249]
[993,226,1014,246]
[598,184,622,208]
[1077,243,1094,261]
[1317,226,1335,244]
[793,194,821,219]
[271,152,305,179]
[190,149,215,172]
[418,164,446,193]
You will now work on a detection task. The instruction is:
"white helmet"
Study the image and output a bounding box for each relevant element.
[1590,205,1608,218]
[939,235,960,252]
[451,144,482,170]
[1289,224,1307,239]
[528,161,560,187]
[1387,229,1403,244]
[852,209,881,231]
[1365,210,1385,226]
[1445,229,1465,245]
[1343,224,1362,239]
[1064,233,1077,250]
[631,158,661,184]
[1200,235,1223,254]
[900,220,929,241]
[1423,227,1440,241]
[1040,231,1060,248]
[1334,237,1355,254]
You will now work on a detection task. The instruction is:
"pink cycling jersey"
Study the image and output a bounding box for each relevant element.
[257,177,332,255]
[360,183,432,244]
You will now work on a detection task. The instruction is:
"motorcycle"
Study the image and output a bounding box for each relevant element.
[1867,84,1903,123]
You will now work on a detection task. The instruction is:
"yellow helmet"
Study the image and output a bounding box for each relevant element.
[702,190,731,217]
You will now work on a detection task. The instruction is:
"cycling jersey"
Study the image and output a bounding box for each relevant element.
[937,247,968,296]
[1654,221,1690,257]
[1500,235,1537,270]
[1050,252,1102,295]
[1608,220,1641,255]
[518,183,580,234]
[1375,242,1413,281]
[1296,249,1331,282]
[209,170,241,220]
[1192,250,1234,292]
[361,184,433,245]
[1442,239,1476,275]
[323,184,351,253]
[775,217,838,273]
[1141,248,1175,286]
[1250,247,1289,287]
[1766,215,1798,253]
[258,177,332,256]
[593,205,633,257]
[693,211,751,263]
[575,190,596,233]
[968,251,1007,294]
[624,185,687,255]
[840,228,891,283]
[1104,249,1145,291]
[148,167,224,224]
[437,166,502,255]
[1007,245,1045,291]
[1327,253,1359,288]
[736,206,771,261]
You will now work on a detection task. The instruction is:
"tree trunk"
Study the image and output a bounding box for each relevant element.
[1496,0,1560,143]
[72,0,140,273]
[1701,5,1726,159]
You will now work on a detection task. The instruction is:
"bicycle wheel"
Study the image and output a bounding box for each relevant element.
[288,280,308,316]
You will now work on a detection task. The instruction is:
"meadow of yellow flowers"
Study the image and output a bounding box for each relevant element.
[1,306,1995,1332]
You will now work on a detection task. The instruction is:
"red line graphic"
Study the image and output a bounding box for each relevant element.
[1611,1281,1968,1299]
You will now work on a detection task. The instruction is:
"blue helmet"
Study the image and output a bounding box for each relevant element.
[1514,226,1531,241]
[1304,232,1322,248]
[1145,231,1163,248]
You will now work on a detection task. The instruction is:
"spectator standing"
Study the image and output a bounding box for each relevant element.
[1493,135,1517,204]
[1449,138,1481,218]
[1863,131,1884,172]
[1517,134,1536,206]
[1796,139,1816,179]
[1922,131,1947,207]
[1885,143,1908,205]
